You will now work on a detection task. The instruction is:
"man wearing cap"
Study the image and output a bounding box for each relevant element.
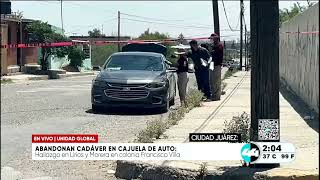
[186,40,212,100]
[209,33,224,101]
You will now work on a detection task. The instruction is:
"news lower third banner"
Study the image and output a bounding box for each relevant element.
[32,134,296,164]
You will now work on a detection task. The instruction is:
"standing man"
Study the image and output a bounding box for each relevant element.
[186,40,212,100]
[175,50,189,106]
[209,33,224,101]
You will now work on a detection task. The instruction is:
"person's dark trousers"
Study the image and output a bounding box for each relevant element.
[194,69,203,92]
[194,67,212,99]
[200,67,212,99]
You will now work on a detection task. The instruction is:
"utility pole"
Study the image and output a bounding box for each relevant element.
[117,11,120,52]
[19,19,23,72]
[244,29,247,71]
[60,0,64,34]
[101,24,104,36]
[212,0,220,37]
[239,0,243,70]
[250,0,280,167]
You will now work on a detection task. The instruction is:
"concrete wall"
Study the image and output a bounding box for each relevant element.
[6,21,18,66]
[1,24,8,75]
[280,3,319,113]
[1,19,39,75]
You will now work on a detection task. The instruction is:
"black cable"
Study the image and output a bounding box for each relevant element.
[120,12,186,22]
[122,17,239,31]
[221,0,238,32]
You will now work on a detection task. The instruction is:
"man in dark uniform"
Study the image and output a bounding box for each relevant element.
[186,40,212,100]
[209,33,224,101]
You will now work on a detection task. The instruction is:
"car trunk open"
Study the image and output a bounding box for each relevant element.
[121,43,167,56]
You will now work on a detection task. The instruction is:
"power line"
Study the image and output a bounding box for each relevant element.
[221,0,238,32]
[122,17,211,29]
[120,12,186,22]
[122,17,239,31]
[62,18,117,35]
[120,12,214,27]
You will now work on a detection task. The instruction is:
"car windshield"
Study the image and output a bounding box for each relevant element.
[105,55,164,71]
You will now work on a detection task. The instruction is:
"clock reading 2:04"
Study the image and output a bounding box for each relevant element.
[262,144,281,152]
[240,142,296,164]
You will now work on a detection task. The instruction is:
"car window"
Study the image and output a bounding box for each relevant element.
[105,55,164,71]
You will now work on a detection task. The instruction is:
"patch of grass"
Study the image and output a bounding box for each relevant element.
[1,79,13,84]
[223,112,250,143]
[135,89,203,143]
[223,68,239,80]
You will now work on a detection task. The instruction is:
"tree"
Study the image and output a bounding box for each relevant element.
[279,2,308,26]
[137,29,170,40]
[26,20,70,70]
[177,33,187,45]
[88,28,104,37]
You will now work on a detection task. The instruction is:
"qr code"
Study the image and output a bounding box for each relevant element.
[258,119,279,140]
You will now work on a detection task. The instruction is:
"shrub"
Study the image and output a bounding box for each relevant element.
[223,112,250,143]
[197,162,208,179]
[135,119,167,143]
[68,47,85,68]
[185,88,203,109]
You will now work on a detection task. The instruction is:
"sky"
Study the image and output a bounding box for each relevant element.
[10,1,317,41]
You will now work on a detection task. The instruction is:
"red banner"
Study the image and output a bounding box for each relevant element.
[32,134,99,143]
[2,31,318,49]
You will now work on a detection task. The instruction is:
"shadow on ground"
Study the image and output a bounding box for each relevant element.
[85,107,165,116]
[280,82,319,133]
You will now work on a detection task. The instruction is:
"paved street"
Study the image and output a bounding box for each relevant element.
[1,75,177,179]
[0,68,227,179]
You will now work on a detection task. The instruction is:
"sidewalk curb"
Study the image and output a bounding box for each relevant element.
[115,160,319,180]
[57,72,94,79]
[27,76,48,81]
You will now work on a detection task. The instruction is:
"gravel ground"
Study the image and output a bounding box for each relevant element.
[1,74,197,180]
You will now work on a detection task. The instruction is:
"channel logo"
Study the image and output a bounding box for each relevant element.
[241,143,260,163]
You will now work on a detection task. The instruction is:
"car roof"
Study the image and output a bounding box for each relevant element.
[111,51,164,57]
